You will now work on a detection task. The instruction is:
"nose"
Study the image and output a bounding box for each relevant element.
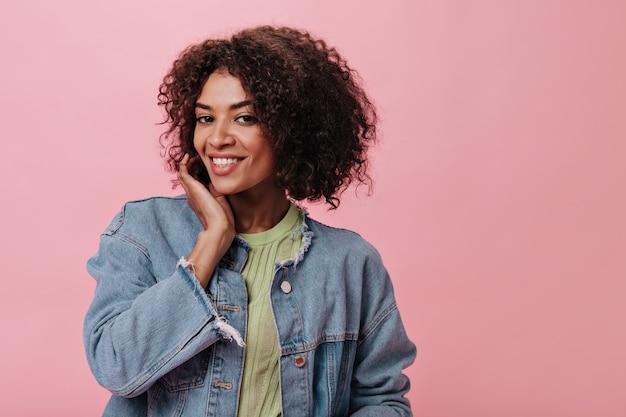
[208,119,235,148]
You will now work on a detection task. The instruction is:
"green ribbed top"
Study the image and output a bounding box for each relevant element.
[236,203,302,417]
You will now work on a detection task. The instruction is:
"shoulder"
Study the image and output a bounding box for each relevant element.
[301,215,398,319]
[88,195,200,277]
[102,195,198,239]
[304,216,382,262]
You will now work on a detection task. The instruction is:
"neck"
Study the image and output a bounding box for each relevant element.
[229,187,290,234]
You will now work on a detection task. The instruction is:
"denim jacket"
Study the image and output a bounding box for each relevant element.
[84,196,416,417]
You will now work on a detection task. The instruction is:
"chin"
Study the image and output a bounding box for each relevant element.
[210,183,241,196]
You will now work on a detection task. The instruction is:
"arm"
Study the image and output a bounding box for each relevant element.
[178,153,235,287]
[83,232,228,397]
[349,252,417,416]
[349,303,416,416]
[84,155,239,397]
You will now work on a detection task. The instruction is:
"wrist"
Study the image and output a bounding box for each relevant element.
[187,230,232,287]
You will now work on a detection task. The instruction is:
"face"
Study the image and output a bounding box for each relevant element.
[193,70,276,198]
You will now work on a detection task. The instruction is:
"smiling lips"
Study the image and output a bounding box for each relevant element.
[209,156,245,176]
[211,157,243,167]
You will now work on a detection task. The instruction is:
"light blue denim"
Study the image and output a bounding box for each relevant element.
[84,196,416,417]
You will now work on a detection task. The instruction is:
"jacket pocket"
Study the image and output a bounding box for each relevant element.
[148,382,187,417]
[159,349,211,392]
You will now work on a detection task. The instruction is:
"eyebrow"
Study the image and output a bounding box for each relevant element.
[195,100,254,111]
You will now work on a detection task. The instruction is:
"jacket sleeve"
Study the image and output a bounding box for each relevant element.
[83,230,239,398]
[348,252,417,417]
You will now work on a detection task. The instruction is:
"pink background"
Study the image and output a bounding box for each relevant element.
[1,1,625,415]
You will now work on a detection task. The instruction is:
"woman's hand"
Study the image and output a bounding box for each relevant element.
[178,154,236,286]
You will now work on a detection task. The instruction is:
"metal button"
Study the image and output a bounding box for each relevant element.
[294,355,306,367]
[280,281,292,294]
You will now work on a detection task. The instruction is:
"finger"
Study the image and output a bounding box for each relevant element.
[208,183,235,224]
[208,183,223,198]
[178,154,188,187]
[178,154,205,195]
[178,153,191,179]
[177,154,233,226]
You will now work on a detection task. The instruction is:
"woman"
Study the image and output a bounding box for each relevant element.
[84,26,415,417]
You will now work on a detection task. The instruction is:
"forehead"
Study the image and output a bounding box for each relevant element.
[196,70,249,104]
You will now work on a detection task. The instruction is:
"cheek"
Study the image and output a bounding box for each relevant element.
[263,147,277,172]
[193,131,203,153]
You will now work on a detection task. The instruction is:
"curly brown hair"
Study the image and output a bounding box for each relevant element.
[158,26,377,208]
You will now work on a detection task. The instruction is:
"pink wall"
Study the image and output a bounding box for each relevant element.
[1,1,625,415]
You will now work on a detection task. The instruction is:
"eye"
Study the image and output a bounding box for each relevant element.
[196,115,214,124]
[235,114,258,125]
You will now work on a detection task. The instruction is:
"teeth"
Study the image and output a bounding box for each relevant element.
[212,157,240,166]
